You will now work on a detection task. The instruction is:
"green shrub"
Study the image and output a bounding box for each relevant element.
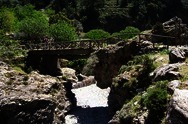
[14,4,36,21]
[0,32,25,59]
[143,87,167,111]
[142,81,168,112]
[119,95,142,123]
[0,7,18,32]
[49,21,78,42]
[67,59,87,73]
[112,26,140,40]
[119,65,132,74]
[85,29,110,40]
[82,54,99,75]
[18,10,49,41]
[142,81,168,123]
[118,55,156,90]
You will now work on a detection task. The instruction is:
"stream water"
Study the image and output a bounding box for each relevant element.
[65,84,111,124]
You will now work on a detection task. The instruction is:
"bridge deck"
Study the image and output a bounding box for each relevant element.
[27,48,94,60]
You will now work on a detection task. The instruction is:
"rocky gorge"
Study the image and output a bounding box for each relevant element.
[1,17,188,124]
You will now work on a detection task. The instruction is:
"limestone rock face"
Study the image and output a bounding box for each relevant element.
[108,72,132,113]
[150,63,182,81]
[139,40,154,53]
[166,89,188,124]
[61,67,78,82]
[83,41,139,89]
[167,80,181,94]
[169,47,186,63]
[0,61,70,123]
[72,76,96,89]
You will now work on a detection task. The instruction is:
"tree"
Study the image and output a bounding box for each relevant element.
[85,29,110,40]
[0,7,18,32]
[18,10,49,41]
[49,21,78,42]
[112,26,140,40]
[129,0,167,29]
[14,4,36,21]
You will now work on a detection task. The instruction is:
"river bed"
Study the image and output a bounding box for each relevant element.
[65,84,111,124]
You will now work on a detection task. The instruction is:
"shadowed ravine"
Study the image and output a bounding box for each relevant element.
[65,84,111,124]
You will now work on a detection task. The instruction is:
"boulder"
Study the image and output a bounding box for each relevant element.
[166,89,188,124]
[0,61,71,123]
[169,47,186,63]
[72,76,96,89]
[150,63,182,81]
[168,80,181,94]
[61,67,78,82]
[77,73,87,81]
[178,46,188,57]
[139,40,154,53]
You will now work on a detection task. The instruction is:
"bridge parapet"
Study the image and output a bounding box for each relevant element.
[22,33,178,51]
[24,39,109,51]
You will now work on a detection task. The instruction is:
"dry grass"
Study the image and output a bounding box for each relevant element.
[149,52,169,67]
[179,58,188,89]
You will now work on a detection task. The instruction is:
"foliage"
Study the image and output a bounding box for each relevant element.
[119,95,142,123]
[136,55,156,87]
[82,54,99,75]
[43,8,55,17]
[49,21,78,42]
[116,55,156,96]
[0,7,18,32]
[129,0,167,29]
[118,80,168,123]
[142,80,168,112]
[0,31,25,60]
[112,26,140,40]
[67,59,87,73]
[18,10,49,41]
[85,29,110,40]
[120,55,156,74]
[14,4,36,21]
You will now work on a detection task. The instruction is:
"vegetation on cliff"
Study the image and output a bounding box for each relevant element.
[0,0,187,32]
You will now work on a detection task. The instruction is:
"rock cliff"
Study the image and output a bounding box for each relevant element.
[83,40,139,89]
[0,61,71,123]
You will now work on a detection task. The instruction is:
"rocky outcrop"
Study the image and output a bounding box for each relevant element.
[150,63,182,81]
[176,46,188,57]
[109,95,148,124]
[61,68,96,89]
[167,80,181,94]
[0,61,71,123]
[83,41,139,89]
[169,47,186,63]
[108,71,132,113]
[72,76,96,89]
[139,40,154,53]
[61,67,78,82]
[166,89,188,124]
[162,17,188,42]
